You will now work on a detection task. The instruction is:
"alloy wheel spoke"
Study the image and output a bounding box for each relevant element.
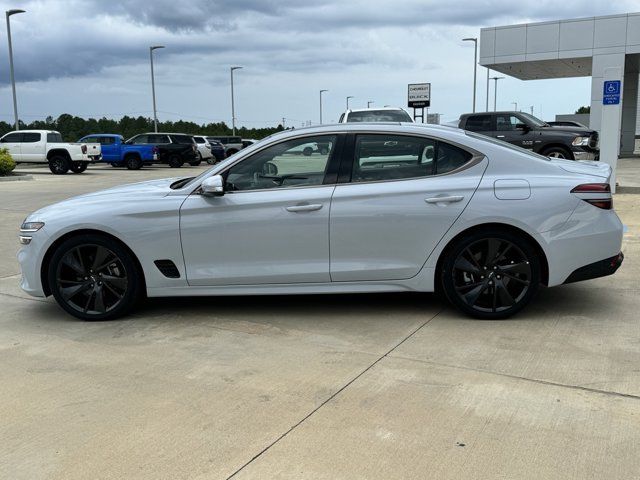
[501,262,530,275]
[464,281,489,306]
[61,283,90,300]
[62,251,85,275]
[485,238,502,266]
[101,274,127,291]
[456,281,484,292]
[91,246,112,273]
[102,280,124,299]
[496,281,516,307]
[94,288,106,313]
[492,285,498,312]
[83,291,94,313]
[501,272,530,285]
[454,255,481,275]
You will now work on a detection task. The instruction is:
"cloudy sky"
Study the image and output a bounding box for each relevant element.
[0,0,638,128]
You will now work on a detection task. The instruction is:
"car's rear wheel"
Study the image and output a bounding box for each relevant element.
[225,149,238,158]
[206,156,216,165]
[125,155,143,170]
[189,153,202,166]
[70,161,88,173]
[542,146,573,160]
[440,230,540,319]
[48,234,143,321]
[168,155,183,168]
[48,155,70,175]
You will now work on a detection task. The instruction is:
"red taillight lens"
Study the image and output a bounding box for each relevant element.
[571,183,612,210]
[81,144,87,154]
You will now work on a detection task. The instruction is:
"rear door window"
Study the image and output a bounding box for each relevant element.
[464,115,494,131]
[169,135,193,144]
[22,132,41,142]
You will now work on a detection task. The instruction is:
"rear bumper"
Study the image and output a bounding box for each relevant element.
[563,252,624,284]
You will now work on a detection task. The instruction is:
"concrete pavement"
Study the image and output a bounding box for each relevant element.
[0,162,639,479]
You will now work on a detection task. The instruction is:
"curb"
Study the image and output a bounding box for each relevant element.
[0,174,34,182]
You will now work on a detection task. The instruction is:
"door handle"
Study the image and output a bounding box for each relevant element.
[286,203,323,212]
[425,196,464,204]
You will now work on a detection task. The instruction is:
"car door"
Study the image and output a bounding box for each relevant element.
[98,136,118,161]
[179,134,342,286]
[20,132,44,161]
[329,133,487,282]
[495,113,536,150]
[0,132,23,161]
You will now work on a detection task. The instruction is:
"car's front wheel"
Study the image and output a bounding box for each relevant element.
[48,234,143,321]
[440,230,540,319]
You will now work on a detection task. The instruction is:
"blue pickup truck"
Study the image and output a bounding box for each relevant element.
[78,134,157,170]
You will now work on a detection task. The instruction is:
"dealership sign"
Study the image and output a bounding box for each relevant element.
[408,83,431,108]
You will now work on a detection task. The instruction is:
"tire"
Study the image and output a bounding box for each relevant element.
[440,229,540,319]
[189,154,202,167]
[47,234,143,321]
[302,147,313,156]
[542,146,573,160]
[226,149,238,158]
[48,155,70,175]
[70,161,88,174]
[124,155,143,170]
[168,155,183,168]
[206,156,216,165]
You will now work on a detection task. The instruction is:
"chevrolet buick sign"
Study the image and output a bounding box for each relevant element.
[408,83,431,108]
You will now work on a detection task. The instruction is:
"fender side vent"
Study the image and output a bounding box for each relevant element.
[154,260,180,278]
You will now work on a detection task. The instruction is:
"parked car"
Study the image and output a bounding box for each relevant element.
[0,130,101,174]
[547,120,588,128]
[339,107,414,123]
[126,133,198,168]
[191,135,214,163]
[457,111,599,160]
[78,134,157,170]
[18,123,623,321]
[205,138,226,164]
[242,138,257,148]
[207,136,243,157]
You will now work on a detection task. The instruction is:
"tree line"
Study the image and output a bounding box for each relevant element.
[0,114,285,142]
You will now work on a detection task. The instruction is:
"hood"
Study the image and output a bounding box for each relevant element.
[550,159,611,180]
[29,177,183,220]
[542,125,595,135]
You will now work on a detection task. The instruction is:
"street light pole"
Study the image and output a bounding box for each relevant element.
[490,76,505,111]
[319,89,328,124]
[6,9,25,131]
[512,101,518,111]
[367,100,374,108]
[462,37,477,113]
[485,68,490,112]
[346,96,354,109]
[149,45,165,133]
[230,66,243,136]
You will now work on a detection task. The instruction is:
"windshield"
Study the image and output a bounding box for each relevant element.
[464,130,551,161]
[347,110,413,123]
[518,112,549,127]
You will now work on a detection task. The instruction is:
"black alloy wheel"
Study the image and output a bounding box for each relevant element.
[48,155,70,175]
[125,155,143,170]
[48,235,142,320]
[441,232,540,319]
[70,161,88,173]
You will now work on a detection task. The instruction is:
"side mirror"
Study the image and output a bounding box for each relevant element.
[201,175,225,196]
[515,123,530,131]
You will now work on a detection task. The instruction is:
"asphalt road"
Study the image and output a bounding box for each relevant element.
[1,162,639,479]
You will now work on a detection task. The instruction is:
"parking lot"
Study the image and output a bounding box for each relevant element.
[1,162,639,479]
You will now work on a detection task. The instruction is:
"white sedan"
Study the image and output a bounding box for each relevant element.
[18,124,623,321]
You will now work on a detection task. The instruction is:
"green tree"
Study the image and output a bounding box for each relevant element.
[575,106,591,114]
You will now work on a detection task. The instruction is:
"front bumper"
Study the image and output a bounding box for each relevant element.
[563,252,624,284]
[573,150,599,161]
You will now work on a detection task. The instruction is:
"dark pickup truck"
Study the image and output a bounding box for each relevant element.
[126,133,198,168]
[457,111,599,160]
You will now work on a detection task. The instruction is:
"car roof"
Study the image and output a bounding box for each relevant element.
[346,107,408,113]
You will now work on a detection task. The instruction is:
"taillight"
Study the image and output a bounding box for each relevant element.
[571,183,612,210]
[81,144,87,154]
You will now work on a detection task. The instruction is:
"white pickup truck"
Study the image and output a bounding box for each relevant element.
[0,130,101,174]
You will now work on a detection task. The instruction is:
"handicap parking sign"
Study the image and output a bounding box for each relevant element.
[603,80,621,105]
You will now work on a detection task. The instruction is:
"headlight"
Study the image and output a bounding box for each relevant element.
[572,136,589,146]
[20,221,45,233]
